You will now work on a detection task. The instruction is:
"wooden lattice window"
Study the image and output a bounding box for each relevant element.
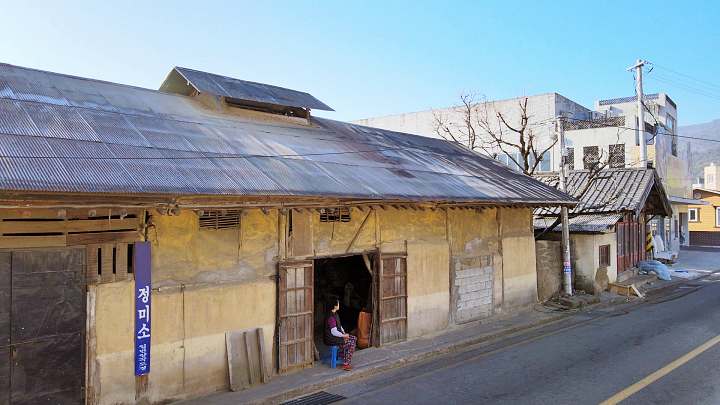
[199,210,241,230]
[319,207,350,223]
[565,147,575,171]
[599,244,611,268]
[608,144,625,168]
[583,146,600,169]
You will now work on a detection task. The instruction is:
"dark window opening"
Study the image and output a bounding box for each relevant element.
[112,247,117,275]
[127,243,134,274]
[288,209,293,236]
[97,247,102,276]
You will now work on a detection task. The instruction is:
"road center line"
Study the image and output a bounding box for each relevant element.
[600,333,720,405]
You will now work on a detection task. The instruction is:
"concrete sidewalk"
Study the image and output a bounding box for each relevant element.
[178,309,572,405]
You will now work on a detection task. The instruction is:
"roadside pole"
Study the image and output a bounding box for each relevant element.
[557,116,573,296]
[628,59,647,166]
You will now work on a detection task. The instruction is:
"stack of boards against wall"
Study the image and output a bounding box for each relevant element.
[225,328,268,391]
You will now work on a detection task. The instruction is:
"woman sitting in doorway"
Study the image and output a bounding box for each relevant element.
[324,298,357,371]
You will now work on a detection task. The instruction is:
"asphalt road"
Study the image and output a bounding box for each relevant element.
[328,271,720,404]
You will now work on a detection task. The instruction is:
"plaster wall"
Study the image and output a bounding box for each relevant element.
[570,232,617,294]
[499,208,538,310]
[92,206,540,404]
[406,241,450,338]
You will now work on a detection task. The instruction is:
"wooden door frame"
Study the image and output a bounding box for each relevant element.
[376,252,408,346]
[276,259,314,374]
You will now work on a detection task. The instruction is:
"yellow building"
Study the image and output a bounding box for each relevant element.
[688,188,720,246]
[0,63,575,404]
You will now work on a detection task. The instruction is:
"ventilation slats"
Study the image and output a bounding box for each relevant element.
[319,207,350,223]
[199,210,241,230]
[87,242,133,284]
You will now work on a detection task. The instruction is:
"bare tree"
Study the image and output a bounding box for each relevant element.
[432,92,632,238]
[433,93,557,176]
[533,126,629,240]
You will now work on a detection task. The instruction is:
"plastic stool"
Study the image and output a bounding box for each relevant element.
[329,345,341,368]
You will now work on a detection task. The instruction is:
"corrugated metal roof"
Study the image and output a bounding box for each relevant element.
[534,214,623,233]
[165,67,334,111]
[0,62,575,205]
[534,168,672,217]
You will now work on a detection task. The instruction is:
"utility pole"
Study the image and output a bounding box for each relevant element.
[628,59,647,167]
[557,116,573,296]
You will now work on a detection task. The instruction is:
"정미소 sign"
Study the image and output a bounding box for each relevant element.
[134,241,152,376]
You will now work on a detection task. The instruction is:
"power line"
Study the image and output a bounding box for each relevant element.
[651,63,720,92]
[647,74,720,102]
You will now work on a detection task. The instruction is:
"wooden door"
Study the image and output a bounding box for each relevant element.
[0,248,85,405]
[378,254,407,345]
[617,223,626,273]
[277,260,313,373]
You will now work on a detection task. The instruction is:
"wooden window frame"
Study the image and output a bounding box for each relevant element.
[688,208,699,222]
[716,207,720,228]
[599,244,611,268]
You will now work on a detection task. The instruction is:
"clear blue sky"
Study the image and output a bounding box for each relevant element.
[1,1,718,125]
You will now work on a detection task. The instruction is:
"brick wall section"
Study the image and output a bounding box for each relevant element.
[535,240,562,301]
[453,255,494,323]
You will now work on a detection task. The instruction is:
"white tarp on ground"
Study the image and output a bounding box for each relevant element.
[667,267,711,280]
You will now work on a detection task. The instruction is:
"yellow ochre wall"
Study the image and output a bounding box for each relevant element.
[91,206,539,404]
[497,208,538,310]
[689,190,720,232]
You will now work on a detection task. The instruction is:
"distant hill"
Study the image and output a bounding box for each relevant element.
[678,119,720,182]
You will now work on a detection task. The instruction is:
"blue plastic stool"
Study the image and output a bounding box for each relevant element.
[329,345,342,368]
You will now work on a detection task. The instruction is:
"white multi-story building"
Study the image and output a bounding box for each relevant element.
[562,93,691,255]
[356,92,692,257]
[354,93,591,172]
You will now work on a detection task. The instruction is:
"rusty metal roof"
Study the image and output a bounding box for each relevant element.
[0,62,575,205]
[162,67,334,111]
[534,168,672,217]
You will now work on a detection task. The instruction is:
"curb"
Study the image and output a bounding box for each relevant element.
[250,312,571,404]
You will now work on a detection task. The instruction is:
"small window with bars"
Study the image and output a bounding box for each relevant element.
[599,244,611,268]
[199,209,241,230]
[319,207,351,223]
[608,144,625,168]
[583,146,600,169]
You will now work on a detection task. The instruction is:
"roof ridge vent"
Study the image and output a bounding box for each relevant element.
[159,67,333,119]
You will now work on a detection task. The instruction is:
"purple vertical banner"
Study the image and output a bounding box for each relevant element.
[134,241,151,376]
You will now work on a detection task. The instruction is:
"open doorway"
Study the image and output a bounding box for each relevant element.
[313,255,373,354]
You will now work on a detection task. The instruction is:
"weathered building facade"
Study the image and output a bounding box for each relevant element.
[0,63,573,404]
[534,168,671,295]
